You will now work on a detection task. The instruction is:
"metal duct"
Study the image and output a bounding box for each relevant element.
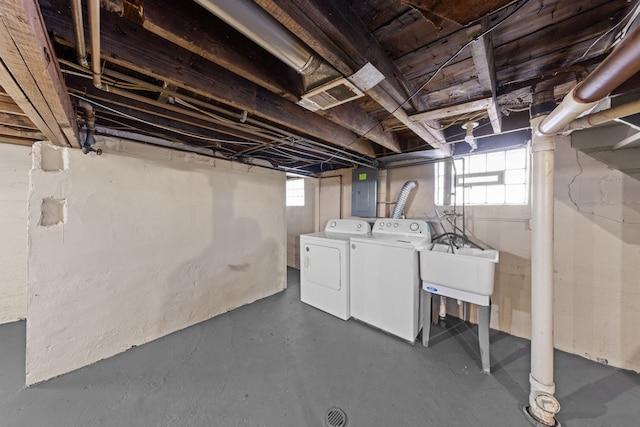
[391,181,417,219]
[192,0,346,92]
[193,0,314,74]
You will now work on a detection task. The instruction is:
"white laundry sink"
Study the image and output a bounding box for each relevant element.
[418,243,499,305]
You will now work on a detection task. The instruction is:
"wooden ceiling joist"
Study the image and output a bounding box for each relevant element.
[468,22,501,133]
[0,0,78,148]
[253,0,449,153]
[39,2,377,158]
[410,98,494,122]
[97,0,400,153]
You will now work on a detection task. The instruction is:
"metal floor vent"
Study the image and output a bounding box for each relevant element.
[325,407,347,427]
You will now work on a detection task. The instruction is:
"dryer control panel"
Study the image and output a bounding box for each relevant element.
[372,218,430,237]
[324,219,371,234]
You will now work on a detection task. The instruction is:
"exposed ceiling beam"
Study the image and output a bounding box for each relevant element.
[39,2,377,158]
[99,0,300,101]
[410,98,493,122]
[0,125,44,140]
[468,22,502,133]
[0,0,79,148]
[253,0,449,153]
[97,0,399,153]
[0,135,37,146]
[0,111,39,129]
[63,77,275,146]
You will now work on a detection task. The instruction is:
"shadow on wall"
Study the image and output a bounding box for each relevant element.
[439,250,532,340]
[157,163,284,337]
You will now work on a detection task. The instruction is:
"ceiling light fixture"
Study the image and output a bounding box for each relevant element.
[463,121,479,151]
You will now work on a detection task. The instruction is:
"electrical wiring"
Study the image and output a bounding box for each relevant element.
[351,0,531,146]
[575,0,640,63]
[61,59,375,170]
[70,93,258,145]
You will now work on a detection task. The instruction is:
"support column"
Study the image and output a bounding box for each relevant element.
[526,90,561,426]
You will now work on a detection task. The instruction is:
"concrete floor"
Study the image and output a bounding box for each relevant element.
[1,268,639,427]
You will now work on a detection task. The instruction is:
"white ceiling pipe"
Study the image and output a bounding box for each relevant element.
[87,0,103,89]
[70,0,89,68]
[193,0,314,74]
[565,97,640,132]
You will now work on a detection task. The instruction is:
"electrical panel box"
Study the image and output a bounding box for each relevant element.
[351,168,378,217]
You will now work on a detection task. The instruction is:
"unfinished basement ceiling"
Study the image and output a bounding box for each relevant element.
[1,0,639,174]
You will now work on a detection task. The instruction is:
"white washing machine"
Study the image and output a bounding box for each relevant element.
[350,218,431,342]
[300,219,371,320]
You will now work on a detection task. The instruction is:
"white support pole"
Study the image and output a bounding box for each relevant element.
[528,114,561,426]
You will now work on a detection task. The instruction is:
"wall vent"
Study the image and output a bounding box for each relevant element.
[299,78,364,111]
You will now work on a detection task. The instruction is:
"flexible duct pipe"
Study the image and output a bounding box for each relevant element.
[70,0,88,68]
[193,0,314,74]
[87,0,102,89]
[391,180,417,219]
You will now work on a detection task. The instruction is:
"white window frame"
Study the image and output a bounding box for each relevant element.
[435,146,530,206]
[286,178,305,207]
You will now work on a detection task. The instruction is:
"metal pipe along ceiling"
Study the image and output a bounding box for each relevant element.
[87,0,103,89]
[193,0,314,74]
[574,25,640,103]
[70,0,88,68]
[538,22,640,135]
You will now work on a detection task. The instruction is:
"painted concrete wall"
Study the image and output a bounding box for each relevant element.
[286,177,318,268]
[27,139,286,385]
[0,143,30,324]
[320,140,640,372]
[553,138,640,371]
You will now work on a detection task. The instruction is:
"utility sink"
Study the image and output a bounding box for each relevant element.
[418,243,499,306]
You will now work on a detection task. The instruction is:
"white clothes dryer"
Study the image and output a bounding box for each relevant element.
[349,218,431,342]
[300,219,371,320]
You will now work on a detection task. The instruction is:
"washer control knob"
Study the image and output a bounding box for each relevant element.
[357,223,362,229]
[410,222,420,231]
[394,223,399,228]
[387,222,392,227]
[330,221,336,228]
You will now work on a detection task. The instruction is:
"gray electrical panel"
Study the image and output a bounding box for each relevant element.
[351,168,378,217]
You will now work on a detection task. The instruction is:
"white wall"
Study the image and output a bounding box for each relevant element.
[321,139,640,372]
[27,139,286,385]
[286,177,318,268]
[553,138,640,371]
[0,143,30,324]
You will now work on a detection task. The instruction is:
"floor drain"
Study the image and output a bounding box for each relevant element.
[325,407,347,427]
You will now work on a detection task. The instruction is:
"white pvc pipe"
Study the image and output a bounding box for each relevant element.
[528,115,561,425]
[87,0,103,89]
[537,88,599,136]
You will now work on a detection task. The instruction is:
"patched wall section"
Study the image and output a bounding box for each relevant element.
[27,139,286,384]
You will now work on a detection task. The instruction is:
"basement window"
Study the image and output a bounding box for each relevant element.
[435,147,529,206]
[286,178,305,207]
